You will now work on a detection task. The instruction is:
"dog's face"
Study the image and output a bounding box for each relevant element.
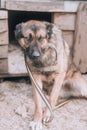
[15,20,57,67]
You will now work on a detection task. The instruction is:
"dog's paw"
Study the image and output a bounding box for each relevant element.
[42,109,53,124]
[29,121,42,130]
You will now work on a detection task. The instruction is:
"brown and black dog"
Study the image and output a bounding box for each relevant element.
[15,20,87,130]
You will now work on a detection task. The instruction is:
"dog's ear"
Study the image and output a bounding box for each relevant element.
[14,23,27,49]
[46,23,53,40]
[14,23,24,40]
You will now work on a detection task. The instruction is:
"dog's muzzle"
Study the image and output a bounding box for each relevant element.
[26,46,41,60]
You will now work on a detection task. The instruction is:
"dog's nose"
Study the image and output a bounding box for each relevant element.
[26,46,41,60]
[32,51,41,58]
[31,46,41,59]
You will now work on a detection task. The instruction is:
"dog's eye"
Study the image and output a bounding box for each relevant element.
[25,34,33,42]
[38,36,45,42]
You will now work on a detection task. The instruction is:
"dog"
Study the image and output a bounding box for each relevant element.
[15,20,87,130]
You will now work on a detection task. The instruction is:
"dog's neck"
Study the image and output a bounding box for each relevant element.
[29,64,59,73]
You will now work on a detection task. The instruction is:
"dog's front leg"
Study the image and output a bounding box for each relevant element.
[43,72,66,123]
[30,73,43,130]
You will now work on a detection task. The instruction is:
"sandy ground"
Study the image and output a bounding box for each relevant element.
[0,78,87,130]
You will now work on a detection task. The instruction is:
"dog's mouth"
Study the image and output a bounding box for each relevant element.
[32,59,44,67]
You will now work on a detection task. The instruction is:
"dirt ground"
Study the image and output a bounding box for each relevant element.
[0,78,87,130]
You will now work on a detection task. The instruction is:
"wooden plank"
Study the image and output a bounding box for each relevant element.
[1,0,6,8]
[0,72,28,78]
[64,1,82,12]
[6,1,64,12]
[52,13,76,31]
[5,0,84,12]
[0,20,8,33]
[0,32,8,45]
[62,31,74,49]
[73,3,87,73]
[8,44,27,74]
[0,45,8,58]
[0,58,8,73]
[0,10,8,19]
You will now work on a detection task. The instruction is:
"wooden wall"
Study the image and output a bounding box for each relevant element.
[73,3,87,73]
[0,11,8,74]
[52,13,75,50]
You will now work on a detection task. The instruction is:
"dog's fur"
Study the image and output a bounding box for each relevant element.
[15,20,87,130]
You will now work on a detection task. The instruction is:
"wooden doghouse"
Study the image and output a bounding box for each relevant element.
[0,0,87,78]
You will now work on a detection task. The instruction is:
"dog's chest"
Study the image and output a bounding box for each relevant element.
[42,72,55,95]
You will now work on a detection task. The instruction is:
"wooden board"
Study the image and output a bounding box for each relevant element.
[0,72,28,78]
[0,58,8,73]
[0,10,8,19]
[52,13,76,31]
[73,3,87,73]
[6,1,64,12]
[8,44,27,74]
[0,32,8,45]
[5,0,83,13]
[1,0,6,8]
[0,45,8,58]
[62,31,74,49]
[0,20,8,33]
